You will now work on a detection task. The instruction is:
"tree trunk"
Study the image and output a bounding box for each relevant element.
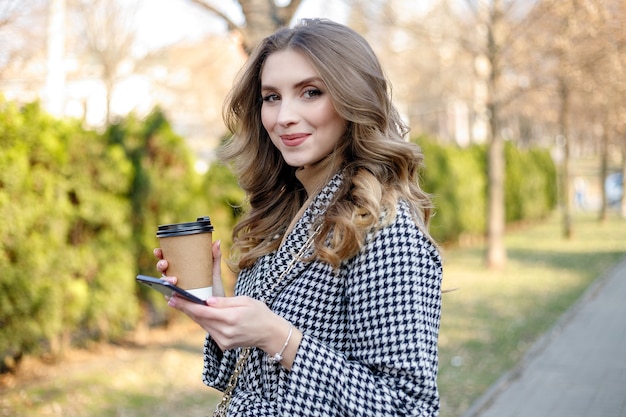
[598,119,609,222]
[486,107,506,269]
[189,0,304,54]
[558,78,573,239]
[485,0,506,269]
[239,0,280,53]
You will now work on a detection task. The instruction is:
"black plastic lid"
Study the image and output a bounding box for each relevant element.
[156,216,214,237]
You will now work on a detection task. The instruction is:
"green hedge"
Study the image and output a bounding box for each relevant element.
[0,100,137,363]
[416,137,557,244]
[0,100,240,368]
[504,144,558,222]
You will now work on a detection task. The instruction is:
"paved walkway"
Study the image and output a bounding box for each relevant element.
[462,255,626,417]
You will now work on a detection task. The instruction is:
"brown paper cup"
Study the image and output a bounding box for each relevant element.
[157,216,214,300]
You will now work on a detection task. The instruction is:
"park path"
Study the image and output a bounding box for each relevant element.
[462,255,626,417]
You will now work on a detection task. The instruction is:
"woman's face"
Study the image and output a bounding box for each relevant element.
[260,49,347,168]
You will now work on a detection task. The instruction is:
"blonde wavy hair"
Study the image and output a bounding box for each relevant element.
[219,19,434,271]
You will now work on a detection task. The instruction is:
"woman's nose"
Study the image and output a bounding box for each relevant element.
[276,100,299,126]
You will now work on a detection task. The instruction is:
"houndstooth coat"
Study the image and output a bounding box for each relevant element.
[202,173,443,416]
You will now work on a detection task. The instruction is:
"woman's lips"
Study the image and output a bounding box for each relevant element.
[280,133,310,147]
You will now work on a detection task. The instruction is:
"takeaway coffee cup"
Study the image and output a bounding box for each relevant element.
[156,216,214,300]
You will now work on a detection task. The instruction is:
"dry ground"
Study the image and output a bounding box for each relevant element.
[0,317,222,417]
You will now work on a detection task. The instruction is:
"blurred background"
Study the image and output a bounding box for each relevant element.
[0,1,625,416]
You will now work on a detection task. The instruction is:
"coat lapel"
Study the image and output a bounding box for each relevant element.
[265,172,342,306]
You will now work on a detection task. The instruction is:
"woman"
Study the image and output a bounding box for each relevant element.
[156,18,443,416]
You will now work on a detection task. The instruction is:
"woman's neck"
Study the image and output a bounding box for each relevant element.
[279,154,342,243]
[295,154,343,198]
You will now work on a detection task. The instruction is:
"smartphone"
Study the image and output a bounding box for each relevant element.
[136,275,206,305]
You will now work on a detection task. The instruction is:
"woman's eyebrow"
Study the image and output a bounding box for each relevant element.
[261,76,324,91]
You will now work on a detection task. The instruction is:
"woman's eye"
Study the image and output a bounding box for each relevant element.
[262,93,280,102]
[303,88,322,99]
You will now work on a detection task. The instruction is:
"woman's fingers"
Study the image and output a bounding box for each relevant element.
[211,240,225,297]
[163,276,177,285]
[154,248,171,281]
[156,259,169,274]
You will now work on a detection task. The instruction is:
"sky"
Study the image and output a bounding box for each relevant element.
[134,0,349,52]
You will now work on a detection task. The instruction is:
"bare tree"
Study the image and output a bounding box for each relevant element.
[70,0,139,125]
[477,0,507,267]
[530,0,626,230]
[0,1,47,81]
[457,0,549,268]
[0,0,23,29]
[372,0,563,268]
[365,0,476,143]
[594,0,626,221]
[188,0,304,54]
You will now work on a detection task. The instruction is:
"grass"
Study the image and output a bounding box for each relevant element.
[1,211,625,417]
[437,211,626,417]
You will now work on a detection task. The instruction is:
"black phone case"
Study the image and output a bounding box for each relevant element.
[136,275,206,304]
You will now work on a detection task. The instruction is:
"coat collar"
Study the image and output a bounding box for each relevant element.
[263,171,343,306]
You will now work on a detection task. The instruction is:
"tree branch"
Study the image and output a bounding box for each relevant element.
[188,0,243,34]
[0,0,25,29]
[277,0,304,25]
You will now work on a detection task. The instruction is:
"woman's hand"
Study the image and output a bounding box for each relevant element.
[168,295,302,370]
[153,241,302,369]
[153,240,225,297]
[167,295,273,349]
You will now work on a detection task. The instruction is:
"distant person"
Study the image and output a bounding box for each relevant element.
[575,176,587,210]
[155,18,443,416]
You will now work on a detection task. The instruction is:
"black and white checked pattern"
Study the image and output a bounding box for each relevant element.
[203,174,443,416]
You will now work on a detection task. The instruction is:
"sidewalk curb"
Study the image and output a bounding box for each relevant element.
[459,254,626,417]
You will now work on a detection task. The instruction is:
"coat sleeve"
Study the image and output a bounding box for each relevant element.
[284,205,443,417]
[202,334,235,391]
